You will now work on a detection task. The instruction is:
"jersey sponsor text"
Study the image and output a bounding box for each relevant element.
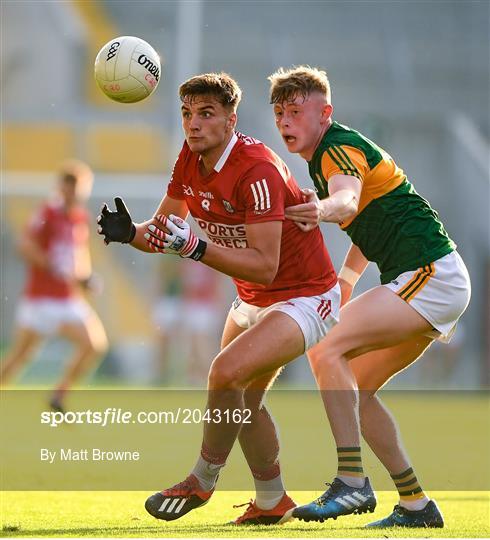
[196,219,248,248]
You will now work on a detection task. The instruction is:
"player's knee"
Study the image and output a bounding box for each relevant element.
[208,368,242,390]
[308,346,342,379]
[208,355,245,390]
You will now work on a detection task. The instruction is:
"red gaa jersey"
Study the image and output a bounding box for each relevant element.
[167,132,337,307]
[24,200,89,299]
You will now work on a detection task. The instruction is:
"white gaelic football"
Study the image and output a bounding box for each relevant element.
[94,36,161,103]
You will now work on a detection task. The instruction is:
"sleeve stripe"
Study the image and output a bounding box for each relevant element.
[261,179,271,209]
[327,147,362,179]
[256,181,265,210]
[327,147,348,172]
[331,146,360,176]
[250,179,271,211]
[250,182,260,210]
[336,146,360,174]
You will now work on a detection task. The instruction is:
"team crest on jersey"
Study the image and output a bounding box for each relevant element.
[222,199,235,213]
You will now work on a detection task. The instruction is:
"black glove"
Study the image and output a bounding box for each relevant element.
[97,197,136,245]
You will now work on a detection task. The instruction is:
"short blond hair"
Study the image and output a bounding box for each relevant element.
[268,65,331,104]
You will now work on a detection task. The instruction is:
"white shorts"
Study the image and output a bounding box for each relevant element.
[229,283,341,351]
[16,298,91,336]
[384,251,471,342]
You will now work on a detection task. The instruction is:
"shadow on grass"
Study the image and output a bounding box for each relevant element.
[0,523,273,537]
[2,523,382,538]
[2,522,371,538]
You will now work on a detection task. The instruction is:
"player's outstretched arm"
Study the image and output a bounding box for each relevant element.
[285,174,361,231]
[145,216,281,285]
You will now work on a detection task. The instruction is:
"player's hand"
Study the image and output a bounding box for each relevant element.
[285,188,322,232]
[144,214,207,261]
[97,197,136,245]
[339,278,354,307]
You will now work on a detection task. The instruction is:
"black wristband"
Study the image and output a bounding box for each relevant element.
[190,239,207,261]
[123,224,136,244]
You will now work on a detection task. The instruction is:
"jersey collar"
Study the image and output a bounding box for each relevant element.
[214,132,238,172]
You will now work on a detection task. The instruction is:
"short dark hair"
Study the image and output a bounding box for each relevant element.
[179,72,242,111]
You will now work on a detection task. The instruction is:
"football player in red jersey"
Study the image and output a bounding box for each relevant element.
[1,160,108,412]
[97,73,339,525]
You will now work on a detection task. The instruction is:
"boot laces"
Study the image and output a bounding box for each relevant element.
[393,504,408,515]
[162,476,196,497]
[316,479,343,506]
[233,499,258,522]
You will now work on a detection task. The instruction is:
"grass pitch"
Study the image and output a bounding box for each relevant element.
[1,490,489,538]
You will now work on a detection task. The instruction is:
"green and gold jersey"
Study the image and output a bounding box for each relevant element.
[309,121,455,284]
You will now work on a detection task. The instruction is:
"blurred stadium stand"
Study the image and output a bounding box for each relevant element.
[1,0,489,388]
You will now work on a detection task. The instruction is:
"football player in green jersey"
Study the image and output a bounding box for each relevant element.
[267,66,471,528]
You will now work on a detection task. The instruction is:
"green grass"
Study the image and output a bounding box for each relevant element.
[1,490,488,537]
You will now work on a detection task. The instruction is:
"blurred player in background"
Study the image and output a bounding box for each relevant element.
[153,258,223,385]
[97,72,340,525]
[0,160,108,412]
[268,66,471,528]
[152,257,183,380]
[179,263,224,386]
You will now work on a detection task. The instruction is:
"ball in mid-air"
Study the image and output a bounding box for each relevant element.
[94,36,161,103]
